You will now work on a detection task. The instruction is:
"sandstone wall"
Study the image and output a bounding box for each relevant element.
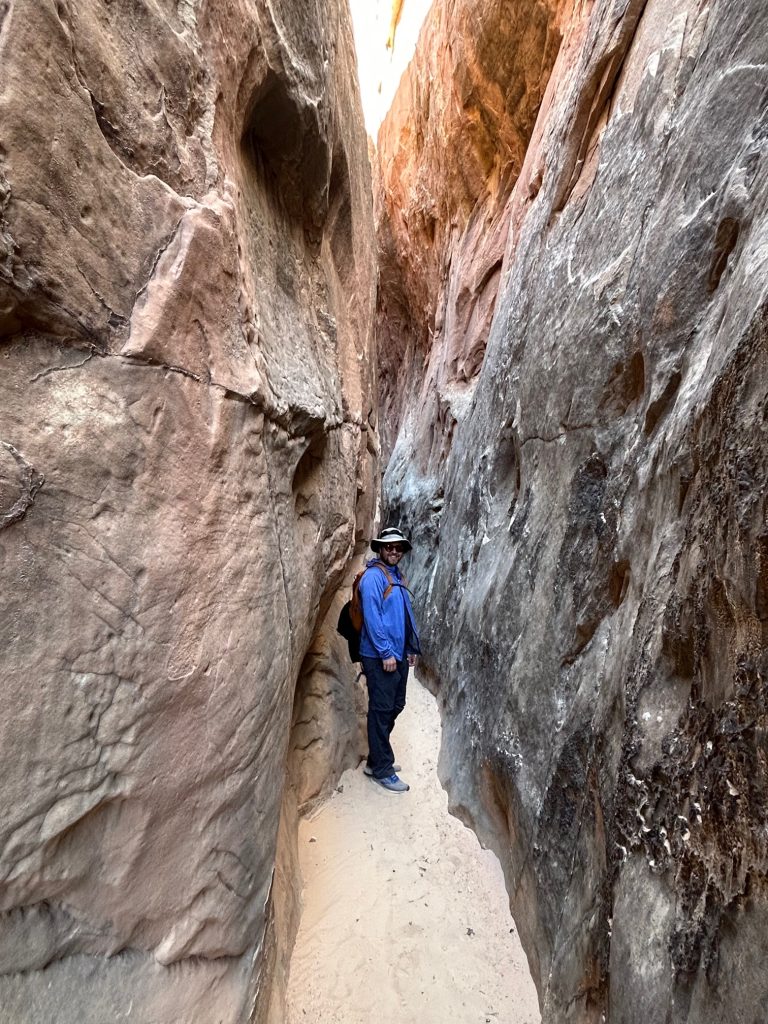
[377,0,768,1021]
[376,0,570,457]
[0,1,375,1021]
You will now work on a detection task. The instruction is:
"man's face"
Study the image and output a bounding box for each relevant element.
[380,543,406,566]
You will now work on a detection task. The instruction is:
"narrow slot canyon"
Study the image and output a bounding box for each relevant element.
[284,678,539,1024]
[0,0,767,1023]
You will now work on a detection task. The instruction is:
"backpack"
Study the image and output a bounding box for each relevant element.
[336,561,398,662]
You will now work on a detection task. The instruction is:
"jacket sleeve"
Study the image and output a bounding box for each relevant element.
[359,568,395,660]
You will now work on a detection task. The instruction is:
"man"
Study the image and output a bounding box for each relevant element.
[359,526,421,793]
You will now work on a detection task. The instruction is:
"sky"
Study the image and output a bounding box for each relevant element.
[348,0,433,138]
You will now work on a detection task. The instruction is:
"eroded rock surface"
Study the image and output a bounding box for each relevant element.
[378,0,768,1021]
[376,0,569,457]
[0,1,375,1021]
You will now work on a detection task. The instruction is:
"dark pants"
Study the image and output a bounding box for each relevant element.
[361,656,408,779]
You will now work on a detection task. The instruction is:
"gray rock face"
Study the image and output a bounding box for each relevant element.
[378,0,768,1020]
[0,1,375,1020]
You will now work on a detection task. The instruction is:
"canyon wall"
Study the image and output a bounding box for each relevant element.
[0,1,375,1021]
[377,0,768,1021]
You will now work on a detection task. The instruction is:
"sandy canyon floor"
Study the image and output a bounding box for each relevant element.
[285,677,541,1024]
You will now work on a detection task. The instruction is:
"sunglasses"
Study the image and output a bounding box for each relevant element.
[381,544,405,553]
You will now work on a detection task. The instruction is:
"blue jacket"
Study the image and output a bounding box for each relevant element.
[358,559,421,661]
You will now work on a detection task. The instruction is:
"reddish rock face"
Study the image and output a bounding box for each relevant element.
[377,0,768,1021]
[0,1,375,1020]
[376,0,570,458]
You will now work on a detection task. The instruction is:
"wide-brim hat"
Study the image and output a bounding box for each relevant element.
[371,526,412,553]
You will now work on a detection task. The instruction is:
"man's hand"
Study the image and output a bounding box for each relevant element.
[407,654,417,668]
[382,656,397,672]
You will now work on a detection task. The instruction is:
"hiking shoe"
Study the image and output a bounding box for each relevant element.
[371,774,410,793]
[364,763,401,776]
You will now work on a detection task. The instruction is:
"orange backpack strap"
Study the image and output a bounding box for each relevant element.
[375,561,395,599]
[374,562,408,594]
[351,562,397,628]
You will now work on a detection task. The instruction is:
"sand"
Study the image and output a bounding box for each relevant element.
[285,677,541,1024]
